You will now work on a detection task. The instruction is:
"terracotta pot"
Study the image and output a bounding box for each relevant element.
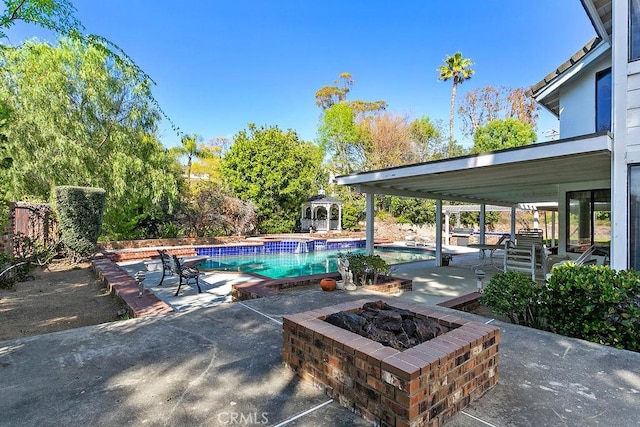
[320,278,337,291]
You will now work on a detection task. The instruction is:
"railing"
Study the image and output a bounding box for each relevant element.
[302,219,338,231]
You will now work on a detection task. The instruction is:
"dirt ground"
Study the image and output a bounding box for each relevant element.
[0,261,128,341]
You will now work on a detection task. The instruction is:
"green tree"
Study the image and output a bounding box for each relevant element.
[390,197,436,226]
[0,0,156,88]
[315,73,387,175]
[437,52,474,156]
[317,102,366,175]
[458,86,539,138]
[408,116,448,161]
[0,39,179,239]
[221,124,322,233]
[471,118,537,153]
[170,133,214,184]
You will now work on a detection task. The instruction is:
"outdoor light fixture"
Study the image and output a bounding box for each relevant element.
[135,271,146,297]
[474,269,485,292]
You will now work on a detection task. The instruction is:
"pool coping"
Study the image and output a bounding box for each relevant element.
[95,241,427,316]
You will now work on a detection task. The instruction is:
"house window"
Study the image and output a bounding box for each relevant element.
[595,68,611,132]
[630,166,640,269]
[631,0,640,61]
[566,189,611,253]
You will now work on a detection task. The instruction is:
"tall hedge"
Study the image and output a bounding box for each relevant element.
[55,186,106,261]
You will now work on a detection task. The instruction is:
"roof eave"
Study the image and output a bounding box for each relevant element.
[531,39,610,117]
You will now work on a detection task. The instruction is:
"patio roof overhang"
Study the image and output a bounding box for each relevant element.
[334,132,612,206]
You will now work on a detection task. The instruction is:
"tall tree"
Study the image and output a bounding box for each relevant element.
[170,134,214,183]
[314,72,354,110]
[458,86,539,138]
[471,118,537,154]
[0,0,154,88]
[437,52,474,156]
[317,102,366,175]
[359,112,412,169]
[0,39,179,238]
[408,116,448,162]
[221,124,322,233]
[315,73,387,175]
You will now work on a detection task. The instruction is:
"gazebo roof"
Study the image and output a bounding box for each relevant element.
[305,194,342,204]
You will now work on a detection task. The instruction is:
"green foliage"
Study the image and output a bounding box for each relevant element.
[341,252,390,286]
[55,186,106,261]
[542,265,640,351]
[438,51,474,156]
[176,181,257,237]
[341,199,365,230]
[390,197,435,226]
[317,102,366,175]
[408,116,447,161]
[0,0,159,98]
[0,40,179,239]
[472,118,537,153]
[12,232,60,267]
[481,271,543,328]
[221,124,322,234]
[0,0,83,40]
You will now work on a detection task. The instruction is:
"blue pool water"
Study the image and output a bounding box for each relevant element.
[198,248,434,279]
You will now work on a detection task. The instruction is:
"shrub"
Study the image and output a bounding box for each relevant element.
[542,264,640,351]
[340,252,390,286]
[55,186,106,261]
[481,271,544,328]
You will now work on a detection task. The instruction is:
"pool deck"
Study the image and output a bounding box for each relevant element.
[1,245,639,426]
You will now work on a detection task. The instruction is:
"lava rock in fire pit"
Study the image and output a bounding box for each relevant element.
[324,300,444,350]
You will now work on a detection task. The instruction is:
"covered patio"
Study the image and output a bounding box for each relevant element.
[335,133,613,267]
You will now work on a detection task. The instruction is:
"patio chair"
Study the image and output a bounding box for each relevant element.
[503,238,548,281]
[157,250,202,296]
[545,244,599,280]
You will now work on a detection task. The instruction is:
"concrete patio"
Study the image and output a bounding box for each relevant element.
[1,249,638,426]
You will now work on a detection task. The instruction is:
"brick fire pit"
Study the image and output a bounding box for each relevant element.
[282,298,500,426]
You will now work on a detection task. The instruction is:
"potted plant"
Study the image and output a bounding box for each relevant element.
[441,254,452,266]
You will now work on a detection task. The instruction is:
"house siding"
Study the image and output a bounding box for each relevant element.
[627,67,640,148]
[559,56,611,139]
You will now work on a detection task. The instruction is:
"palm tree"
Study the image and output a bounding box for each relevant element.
[438,52,474,156]
[171,133,210,184]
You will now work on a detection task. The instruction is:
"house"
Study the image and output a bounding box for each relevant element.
[336,0,639,270]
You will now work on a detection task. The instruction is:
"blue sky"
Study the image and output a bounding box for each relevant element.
[5,0,596,149]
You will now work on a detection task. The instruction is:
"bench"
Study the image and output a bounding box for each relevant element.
[157,250,202,296]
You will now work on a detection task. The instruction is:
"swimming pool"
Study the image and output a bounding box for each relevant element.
[198,247,434,279]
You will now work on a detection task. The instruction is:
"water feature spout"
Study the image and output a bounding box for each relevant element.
[295,240,309,254]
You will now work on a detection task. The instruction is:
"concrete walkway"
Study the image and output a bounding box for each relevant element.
[1,251,639,426]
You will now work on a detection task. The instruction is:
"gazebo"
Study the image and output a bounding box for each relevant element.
[300,190,342,232]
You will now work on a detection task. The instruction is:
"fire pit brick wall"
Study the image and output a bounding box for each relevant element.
[282,298,500,427]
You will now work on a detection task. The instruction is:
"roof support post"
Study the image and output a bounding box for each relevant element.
[444,212,450,245]
[479,204,486,246]
[551,211,556,248]
[510,206,517,241]
[365,192,374,255]
[436,199,443,266]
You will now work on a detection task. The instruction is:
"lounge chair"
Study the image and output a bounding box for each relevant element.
[405,232,417,247]
[545,244,599,280]
[416,235,432,246]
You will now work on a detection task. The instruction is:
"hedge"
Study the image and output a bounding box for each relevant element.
[54,186,106,261]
